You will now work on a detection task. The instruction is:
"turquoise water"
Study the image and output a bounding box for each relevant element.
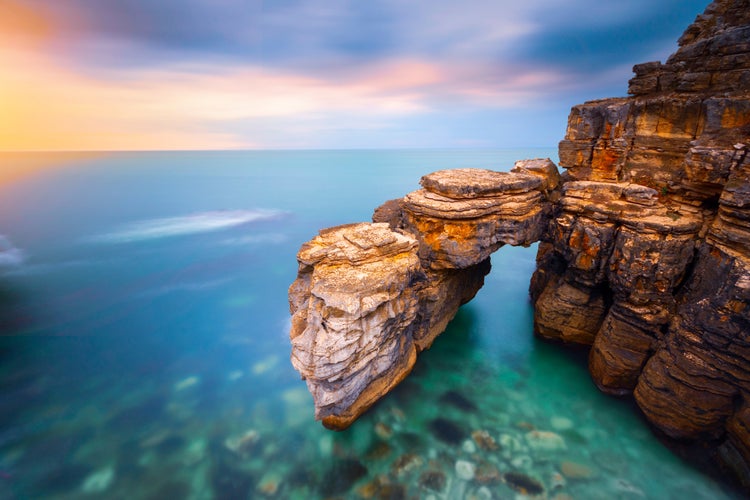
[0,150,741,499]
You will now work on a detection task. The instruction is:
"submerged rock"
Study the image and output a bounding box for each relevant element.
[503,471,545,496]
[419,470,447,492]
[474,461,502,485]
[560,460,595,480]
[439,390,478,412]
[471,429,499,451]
[320,459,368,496]
[525,430,567,453]
[429,418,466,445]
[224,429,259,457]
[455,459,476,481]
[391,453,424,477]
[81,466,115,494]
[257,471,282,497]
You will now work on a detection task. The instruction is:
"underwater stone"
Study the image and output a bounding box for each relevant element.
[462,439,477,454]
[182,438,207,466]
[257,472,282,497]
[391,453,424,477]
[173,375,200,391]
[365,441,393,461]
[525,430,567,453]
[510,455,533,470]
[471,429,499,451]
[455,459,476,481]
[550,416,574,431]
[560,460,595,480]
[474,461,502,484]
[81,466,115,494]
[439,390,478,412]
[374,422,393,440]
[223,429,259,457]
[320,459,368,496]
[419,470,447,492]
[468,486,493,500]
[429,417,466,445]
[503,471,545,496]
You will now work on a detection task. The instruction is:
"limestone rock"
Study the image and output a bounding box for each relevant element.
[289,220,492,429]
[532,0,750,487]
[401,168,553,269]
[289,222,422,429]
[290,165,557,429]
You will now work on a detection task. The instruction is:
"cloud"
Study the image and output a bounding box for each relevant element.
[2,0,711,151]
[1,41,576,151]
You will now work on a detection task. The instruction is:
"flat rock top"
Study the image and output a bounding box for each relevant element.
[298,222,417,266]
[420,169,541,199]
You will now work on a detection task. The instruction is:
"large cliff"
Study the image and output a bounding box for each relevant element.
[531,0,750,485]
[289,0,750,487]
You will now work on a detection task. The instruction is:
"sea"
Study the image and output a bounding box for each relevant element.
[0,150,742,499]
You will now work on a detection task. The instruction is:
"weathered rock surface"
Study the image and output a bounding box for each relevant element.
[531,0,750,487]
[289,0,750,488]
[290,168,557,429]
[289,223,422,429]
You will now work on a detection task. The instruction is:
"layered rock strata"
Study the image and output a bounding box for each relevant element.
[289,166,558,429]
[289,0,750,487]
[531,0,750,486]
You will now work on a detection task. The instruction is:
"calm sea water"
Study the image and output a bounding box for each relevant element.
[0,150,741,499]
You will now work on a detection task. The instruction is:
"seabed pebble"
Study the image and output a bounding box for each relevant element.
[81,466,115,494]
[174,376,200,392]
[525,430,566,453]
[462,439,477,454]
[455,459,476,481]
[550,416,574,431]
[510,455,533,470]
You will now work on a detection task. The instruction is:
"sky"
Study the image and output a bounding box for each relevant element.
[0,0,709,151]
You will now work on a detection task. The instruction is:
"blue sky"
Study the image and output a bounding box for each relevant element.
[1,0,709,150]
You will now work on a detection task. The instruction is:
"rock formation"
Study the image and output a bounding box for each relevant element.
[289,167,558,430]
[289,0,750,487]
[530,0,750,486]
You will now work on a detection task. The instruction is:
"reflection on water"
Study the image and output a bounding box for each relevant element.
[0,150,743,499]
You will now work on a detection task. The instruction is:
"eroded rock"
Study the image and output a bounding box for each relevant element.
[290,167,556,429]
[289,222,422,429]
[531,0,750,488]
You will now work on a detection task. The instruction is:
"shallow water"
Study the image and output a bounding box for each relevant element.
[0,150,742,499]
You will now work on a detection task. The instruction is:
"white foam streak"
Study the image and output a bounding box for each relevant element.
[90,209,283,243]
[138,278,234,298]
[220,233,288,246]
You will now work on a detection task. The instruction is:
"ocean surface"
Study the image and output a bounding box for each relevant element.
[0,150,742,499]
